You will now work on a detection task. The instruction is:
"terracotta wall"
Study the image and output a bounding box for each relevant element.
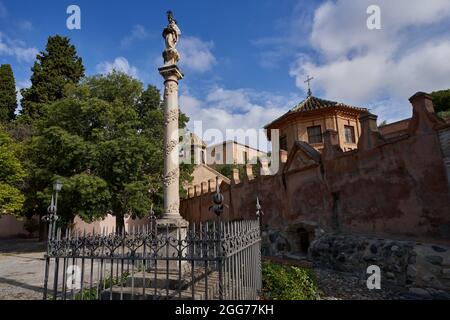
[0,215,32,238]
[0,214,150,238]
[181,92,450,246]
[72,215,150,234]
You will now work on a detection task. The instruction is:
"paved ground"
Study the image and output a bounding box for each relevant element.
[0,239,46,300]
[1,240,449,300]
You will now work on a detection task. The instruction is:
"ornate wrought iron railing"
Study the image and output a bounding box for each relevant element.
[43,217,262,300]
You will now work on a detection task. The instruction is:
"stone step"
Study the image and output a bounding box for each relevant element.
[102,271,222,300]
[100,287,205,300]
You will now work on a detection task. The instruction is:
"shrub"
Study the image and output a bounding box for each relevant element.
[23,219,40,237]
[262,261,317,300]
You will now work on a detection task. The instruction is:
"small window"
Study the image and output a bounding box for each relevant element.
[201,151,205,164]
[344,126,356,144]
[243,151,248,163]
[280,136,288,151]
[307,126,323,144]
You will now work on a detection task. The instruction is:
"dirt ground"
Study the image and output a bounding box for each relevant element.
[0,239,46,300]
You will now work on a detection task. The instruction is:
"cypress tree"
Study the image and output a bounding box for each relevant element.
[20,35,85,120]
[0,64,17,122]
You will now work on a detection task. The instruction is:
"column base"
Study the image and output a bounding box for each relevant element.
[155,216,189,271]
[158,215,189,228]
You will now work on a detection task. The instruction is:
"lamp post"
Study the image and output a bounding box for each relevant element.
[44,180,63,241]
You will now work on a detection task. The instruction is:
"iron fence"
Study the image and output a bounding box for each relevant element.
[43,216,262,300]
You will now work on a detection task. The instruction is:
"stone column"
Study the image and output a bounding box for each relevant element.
[155,12,189,273]
[157,65,189,272]
[158,65,184,221]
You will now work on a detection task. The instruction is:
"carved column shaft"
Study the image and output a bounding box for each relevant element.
[159,66,184,219]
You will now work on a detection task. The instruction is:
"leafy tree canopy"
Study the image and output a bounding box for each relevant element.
[29,72,192,226]
[431,89,450,119]
[0,126,26,215]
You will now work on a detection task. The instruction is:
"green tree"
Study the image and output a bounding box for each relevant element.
[20,35,85,121]
[29,72,193,228]
[0,64,17,123]
[0,126,26,215]
[431,89,450,119]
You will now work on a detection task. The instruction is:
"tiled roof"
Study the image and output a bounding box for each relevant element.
[292,96,366,112]
[265,95,367,129]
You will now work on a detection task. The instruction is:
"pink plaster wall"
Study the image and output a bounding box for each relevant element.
[0,215,29,238]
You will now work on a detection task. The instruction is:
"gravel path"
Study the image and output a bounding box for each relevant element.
[0,239,46,300]
[314,267,450,300]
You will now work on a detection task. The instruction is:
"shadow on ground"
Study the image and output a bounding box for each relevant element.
[0,239,46,254]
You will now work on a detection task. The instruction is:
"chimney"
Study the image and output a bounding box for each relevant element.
[201,182,208,194]
[280,150,288,163]
[259,159,270,176]
[194,185,201,197]
[409,92,435,114]
[245,164,254,181]
[232,168,240,185]
[358,112,382,151]
[323,130,343,160]
[208,178,217,193]
[408,92,444,134]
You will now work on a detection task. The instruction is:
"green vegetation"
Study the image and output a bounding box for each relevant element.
[215,161,262,181]
[20,35,85,121]
[23,218,40,237]
[74,271,130,300]
[27,71,192,228]
[0,64,17,123]
[262,261,317,300]
[431,89,450,119]
[0,127,26,215]
[0,35,193,231]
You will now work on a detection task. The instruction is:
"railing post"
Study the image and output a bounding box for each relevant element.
[218,221,224,300]
[209,177,225,299]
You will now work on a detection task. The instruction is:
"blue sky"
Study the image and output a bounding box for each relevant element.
[1,0,450,148]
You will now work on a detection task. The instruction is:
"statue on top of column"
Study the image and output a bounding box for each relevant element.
[162,10,181,66]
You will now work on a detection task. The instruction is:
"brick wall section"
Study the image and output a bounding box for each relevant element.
[181,92,450,246]
[439,127,450,188]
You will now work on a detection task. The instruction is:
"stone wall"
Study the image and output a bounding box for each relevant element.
[439,126,450,187]
[181,92,450,247]
[309,233,450,292]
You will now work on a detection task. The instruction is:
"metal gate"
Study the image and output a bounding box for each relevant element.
[43,215,262,300]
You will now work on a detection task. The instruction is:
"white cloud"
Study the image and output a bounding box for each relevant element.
[288,0,450,121]
[179,36,216,73]
[0,32,38,63]
[15,80,31,115]
[120,25,148,48]
[96,57,139,78]
[180,87,300,150]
